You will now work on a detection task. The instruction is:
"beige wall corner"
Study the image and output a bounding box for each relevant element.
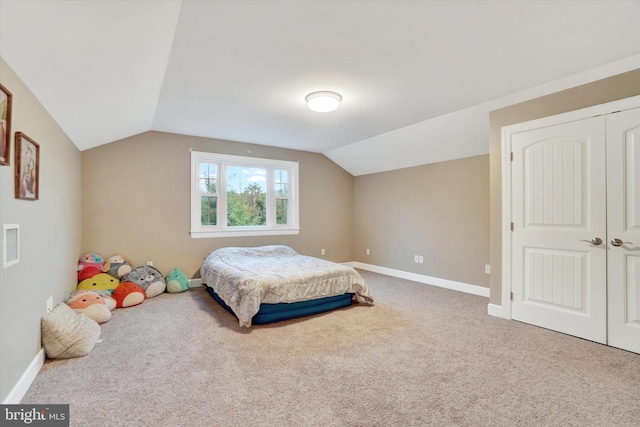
[81,132,354,278]
[354,155,490,288]
[0,58,81,402]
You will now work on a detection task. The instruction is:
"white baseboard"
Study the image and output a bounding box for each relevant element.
[347,262,490,298]
[3,348,45,404]
[487,303,503,318]
[188,278,203,288]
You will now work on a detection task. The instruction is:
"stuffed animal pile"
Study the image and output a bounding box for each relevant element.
[65,252,190,324]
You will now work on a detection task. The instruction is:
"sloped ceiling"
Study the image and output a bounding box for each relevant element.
[1,1,639,175]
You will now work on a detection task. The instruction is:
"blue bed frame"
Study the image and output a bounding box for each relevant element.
[206,286,354,325]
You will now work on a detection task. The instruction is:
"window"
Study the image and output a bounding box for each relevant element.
[191,151,299,238]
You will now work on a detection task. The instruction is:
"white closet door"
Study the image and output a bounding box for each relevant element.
[511,116,607,343]
[607,107,640,354]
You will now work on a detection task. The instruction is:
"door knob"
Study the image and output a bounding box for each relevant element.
[581,237,603,246]
[611,238,632,247]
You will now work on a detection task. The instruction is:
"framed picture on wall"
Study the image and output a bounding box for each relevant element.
[15,132,40,200]
[0,83,12,166]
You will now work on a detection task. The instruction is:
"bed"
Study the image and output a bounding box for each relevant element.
[200,245,373,327]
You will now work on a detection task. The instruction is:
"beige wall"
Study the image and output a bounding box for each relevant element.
[81,131,354,278]
[489,69,640,305]
[354,155,490,287]
[0,58,82,402]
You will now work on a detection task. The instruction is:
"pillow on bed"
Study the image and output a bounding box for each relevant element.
[41,302,101,359]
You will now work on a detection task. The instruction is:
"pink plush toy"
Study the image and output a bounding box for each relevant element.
[66,290,112,324]
[93,290,117,311]
[77,252,106,281]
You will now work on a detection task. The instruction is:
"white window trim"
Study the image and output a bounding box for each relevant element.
[190,151,300,238]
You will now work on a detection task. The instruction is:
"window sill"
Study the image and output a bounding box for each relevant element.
[190,228,300,239]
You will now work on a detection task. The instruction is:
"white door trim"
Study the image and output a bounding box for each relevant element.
[501,95,640,319]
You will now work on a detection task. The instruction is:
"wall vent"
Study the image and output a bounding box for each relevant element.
[3,224,20,268]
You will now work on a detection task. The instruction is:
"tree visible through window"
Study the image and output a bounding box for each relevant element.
[226,166,266,226]
[190,152,299,238]
[275,169,288,225]
[199,163,217,226]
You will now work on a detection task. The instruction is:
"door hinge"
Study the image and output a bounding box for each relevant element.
[511,222,514,231]
[510,292,514,301]
[510,152,514,161]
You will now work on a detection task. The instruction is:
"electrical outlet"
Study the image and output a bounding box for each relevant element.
[46,296,53,314]
[418,256,424,264]
[366,248,370,255]
[414,255,419,263]
[485,264,491,274]
[321,249,325,255]
[146,261,153,266]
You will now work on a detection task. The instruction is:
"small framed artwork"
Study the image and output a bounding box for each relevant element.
[15,132,40,200]
[0,83,12,166]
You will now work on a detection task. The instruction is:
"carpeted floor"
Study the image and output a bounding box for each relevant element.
[23,270,640,426]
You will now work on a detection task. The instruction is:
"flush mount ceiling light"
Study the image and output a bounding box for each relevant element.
[305,91,342,112]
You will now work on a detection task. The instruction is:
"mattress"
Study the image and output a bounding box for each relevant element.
[206,286,354,325]
[200,245,373,327]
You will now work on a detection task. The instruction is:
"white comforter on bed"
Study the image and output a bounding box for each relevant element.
[200,245,373,327]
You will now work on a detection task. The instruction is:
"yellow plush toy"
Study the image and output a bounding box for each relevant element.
[77,273,119,294]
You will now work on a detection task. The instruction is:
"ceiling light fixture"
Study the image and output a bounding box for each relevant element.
[305,91,342,112]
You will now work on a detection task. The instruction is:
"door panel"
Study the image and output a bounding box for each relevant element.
[524,138,585,227]
[524,249,585,310]
[511,116,607,343]
[606,107,640,353]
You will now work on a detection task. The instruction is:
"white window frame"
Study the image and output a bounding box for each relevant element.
[190,151,300,238]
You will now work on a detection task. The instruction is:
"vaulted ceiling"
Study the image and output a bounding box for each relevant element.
[1,1,639,175]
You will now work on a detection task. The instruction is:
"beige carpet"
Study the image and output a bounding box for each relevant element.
[23,270,640,426]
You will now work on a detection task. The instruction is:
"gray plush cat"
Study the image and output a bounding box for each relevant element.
[122,265,166,298]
